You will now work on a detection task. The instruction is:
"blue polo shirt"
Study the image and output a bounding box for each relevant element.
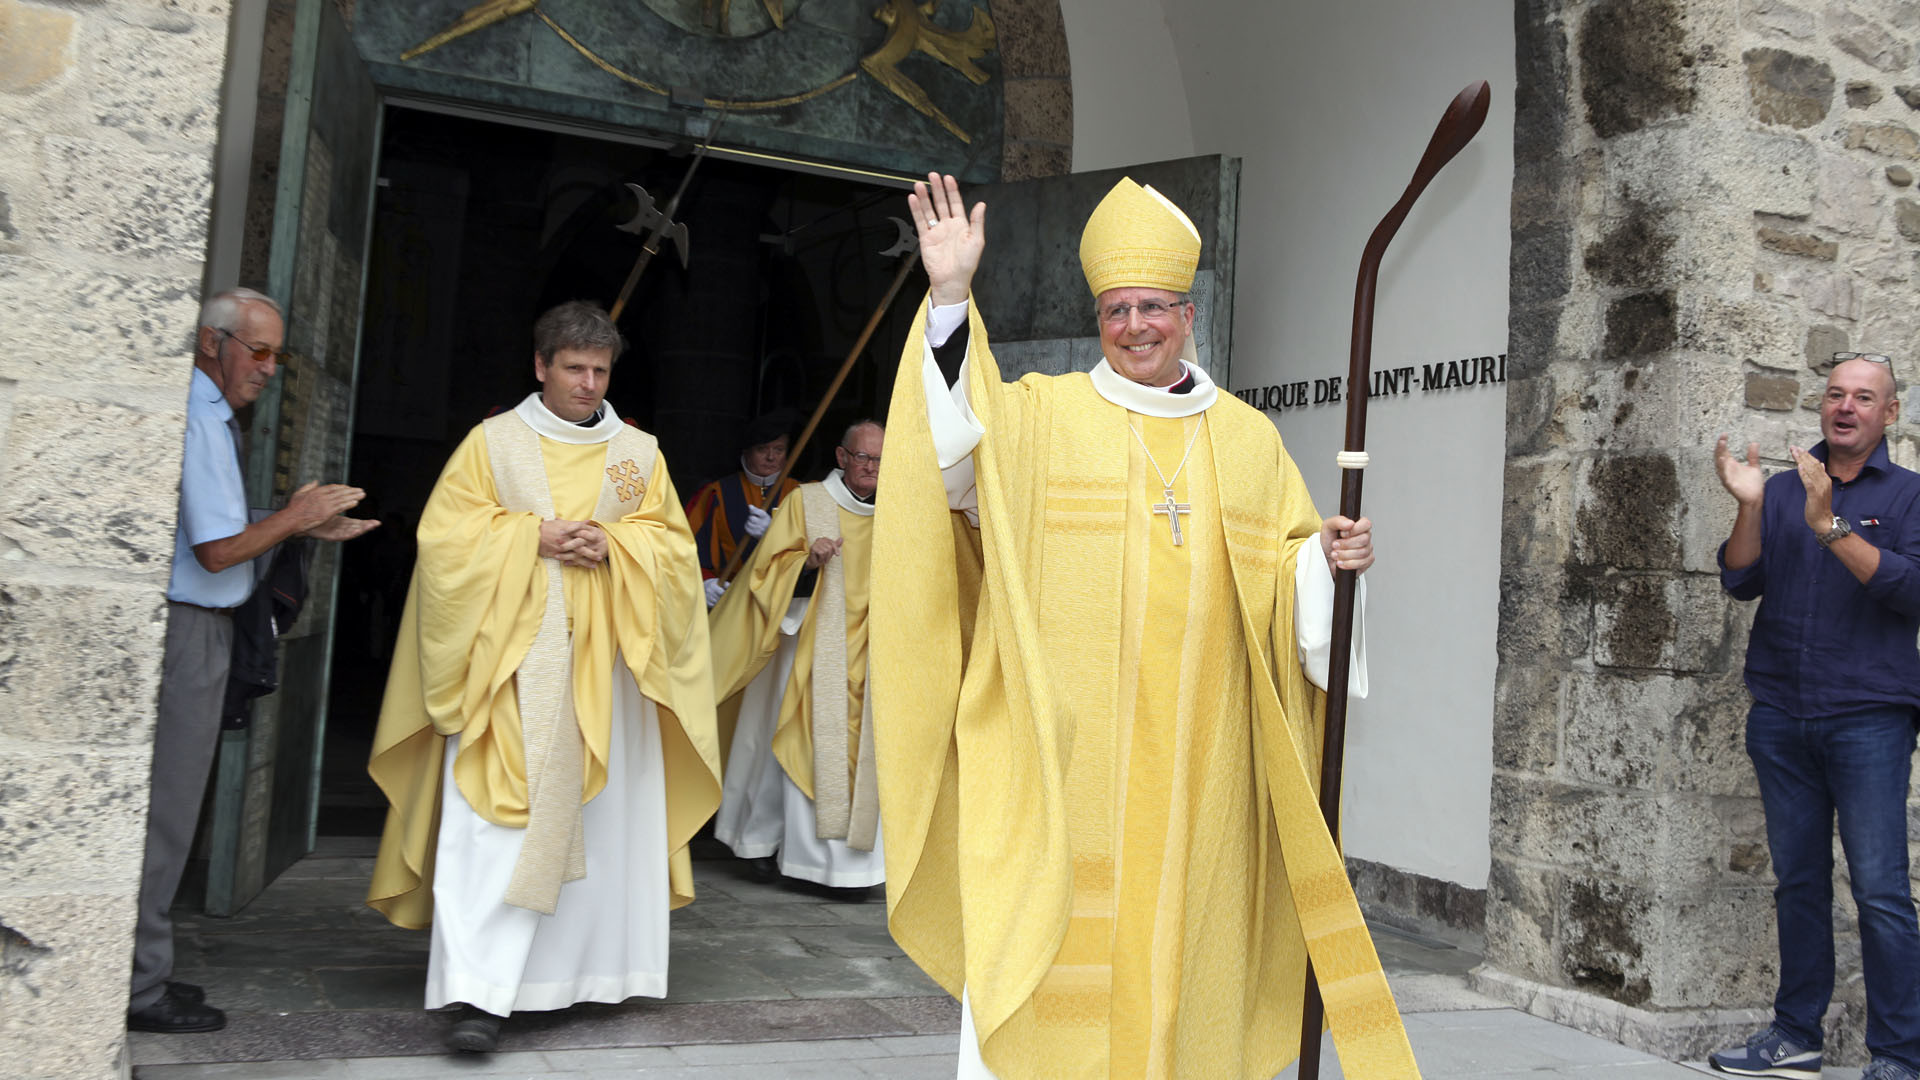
[1719,438,1920,719]
[167,368,255,607]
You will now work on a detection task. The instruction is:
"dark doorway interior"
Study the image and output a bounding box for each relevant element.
[321,105,913,836]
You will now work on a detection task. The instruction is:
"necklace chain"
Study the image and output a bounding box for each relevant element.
[1128,416,1204,491]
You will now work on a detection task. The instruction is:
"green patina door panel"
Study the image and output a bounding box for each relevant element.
[204,0,382,916]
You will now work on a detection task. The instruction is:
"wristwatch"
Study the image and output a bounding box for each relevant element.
[1817,515,1853,547]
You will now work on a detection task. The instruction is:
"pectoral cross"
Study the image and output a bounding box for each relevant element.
[1153,487,1191,546]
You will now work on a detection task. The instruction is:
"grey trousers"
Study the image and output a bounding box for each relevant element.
[129,602,232,1011]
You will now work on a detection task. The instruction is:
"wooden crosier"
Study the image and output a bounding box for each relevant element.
[1296,79,1491,1080]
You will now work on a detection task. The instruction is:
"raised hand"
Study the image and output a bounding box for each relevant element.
[907,172,986,307]
[1714,435,1765,507]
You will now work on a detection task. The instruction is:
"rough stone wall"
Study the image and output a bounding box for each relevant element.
[1485,0,1920,1062]
[0,1,231,1077]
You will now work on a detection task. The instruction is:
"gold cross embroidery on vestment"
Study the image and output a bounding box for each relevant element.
[606,459,647,502]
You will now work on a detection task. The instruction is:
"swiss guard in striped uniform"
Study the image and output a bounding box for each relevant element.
[685,409,801,607]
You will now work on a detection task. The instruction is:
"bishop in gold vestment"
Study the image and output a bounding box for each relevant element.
[366,302,720,1050]
[709,422,887,888]
[869,177,1416,1078]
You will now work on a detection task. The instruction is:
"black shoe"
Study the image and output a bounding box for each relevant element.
[165,981,206,1004]
[747,855,779,883]
[128,993,226,1034]
[445,1006,502,1053]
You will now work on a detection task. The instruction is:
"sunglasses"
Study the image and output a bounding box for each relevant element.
[217,328,292,365]
[1834,351,1892,366]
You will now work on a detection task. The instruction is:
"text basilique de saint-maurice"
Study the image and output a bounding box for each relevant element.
[1233,353,1507,413]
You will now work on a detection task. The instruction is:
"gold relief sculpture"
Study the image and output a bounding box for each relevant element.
[400,0,536,62]
[399,0,997,142]
[702,0,788,31]
[860,0,995,142]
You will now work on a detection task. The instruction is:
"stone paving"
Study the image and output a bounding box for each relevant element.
[131,838,1868,1079]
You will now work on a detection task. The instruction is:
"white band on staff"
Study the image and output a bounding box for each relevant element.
[1336,451,1370,470]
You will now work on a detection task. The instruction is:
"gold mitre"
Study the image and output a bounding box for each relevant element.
[1078,178,1202,297]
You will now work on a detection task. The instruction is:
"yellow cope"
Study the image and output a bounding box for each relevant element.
[709,492,872,803]
[869,300,1420,1078]
[366,426,722,929]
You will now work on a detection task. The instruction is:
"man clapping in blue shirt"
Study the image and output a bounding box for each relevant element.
[128,288,376,1035]
[1709,353,1920,1080]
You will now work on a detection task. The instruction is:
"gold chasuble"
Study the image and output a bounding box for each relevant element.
[367,398,722,929]
[870,302,1418,1078]
[709,472,879,850]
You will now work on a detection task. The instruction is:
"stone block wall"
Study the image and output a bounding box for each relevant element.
[0,1,231,1077]
[1485,0,1920,1063]
[991,0,1073,181]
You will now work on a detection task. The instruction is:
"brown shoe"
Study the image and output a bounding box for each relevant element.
[128,993,226,1034]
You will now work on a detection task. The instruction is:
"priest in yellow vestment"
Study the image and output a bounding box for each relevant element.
[710,421,887,890]
[870,176,1417,1079]
[365,301,721,1053]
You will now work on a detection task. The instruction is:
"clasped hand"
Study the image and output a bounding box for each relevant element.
[539,518,608,568]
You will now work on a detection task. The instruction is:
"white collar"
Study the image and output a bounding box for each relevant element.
[1089,358,1217,418]
[741,458,779,487]
[824,469,874,516]
[512,392,625,444]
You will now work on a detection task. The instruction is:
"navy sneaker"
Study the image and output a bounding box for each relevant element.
[1707,1026,1821,1078]
[1863,1059,1920,1080]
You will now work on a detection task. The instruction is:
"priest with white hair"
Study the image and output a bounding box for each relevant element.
[710,419,888,895]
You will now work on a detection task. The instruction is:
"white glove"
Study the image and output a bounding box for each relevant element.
[704,578,728,607]
[744,504,772,538]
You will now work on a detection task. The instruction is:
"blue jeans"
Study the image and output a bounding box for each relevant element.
[1747,702,1920,1069]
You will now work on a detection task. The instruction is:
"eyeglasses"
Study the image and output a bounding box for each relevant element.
[217,328,291,365]
[1834,351,1892,366]
[842,450,880,467]
[1098,298,1190,325]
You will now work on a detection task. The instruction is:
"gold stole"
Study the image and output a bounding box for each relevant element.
[798,484,881,851]
[481,411,656,914]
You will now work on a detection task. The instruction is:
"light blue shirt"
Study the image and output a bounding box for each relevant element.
[167,368,255,607]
